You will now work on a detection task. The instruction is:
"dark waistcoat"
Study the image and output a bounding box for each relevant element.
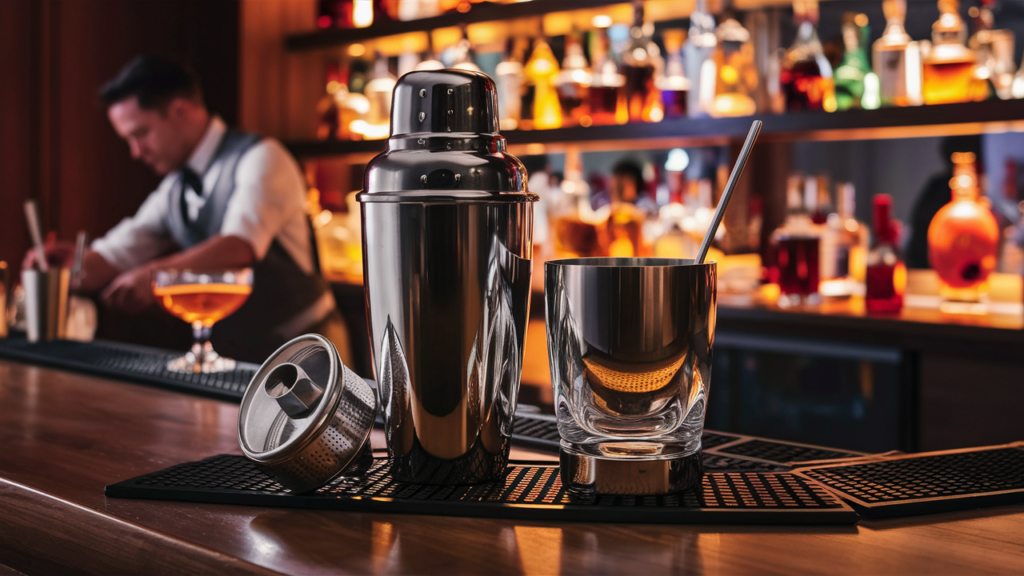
[165,129,329,361]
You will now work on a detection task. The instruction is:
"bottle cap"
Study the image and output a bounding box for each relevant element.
[873,194,895,243]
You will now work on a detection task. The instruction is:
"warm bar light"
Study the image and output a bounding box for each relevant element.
[353,0,373,28]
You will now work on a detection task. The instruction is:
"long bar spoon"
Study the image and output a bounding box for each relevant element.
[695,120,762,264]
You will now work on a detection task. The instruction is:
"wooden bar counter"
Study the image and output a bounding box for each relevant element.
[1,358,1023,575]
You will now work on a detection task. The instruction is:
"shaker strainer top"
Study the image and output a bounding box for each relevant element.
[357,69,537,202]
[238,334,358,466]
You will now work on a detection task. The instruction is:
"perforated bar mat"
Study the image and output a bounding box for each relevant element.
[0,336,253,401]
[105,455,857,524]
[719,439,864,463]
[795,444,1024,518]
[510,413,842,472]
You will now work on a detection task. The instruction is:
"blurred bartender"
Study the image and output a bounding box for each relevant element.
[26,55,350,362]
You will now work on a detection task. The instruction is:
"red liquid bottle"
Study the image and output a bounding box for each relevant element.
[865,194,905,314]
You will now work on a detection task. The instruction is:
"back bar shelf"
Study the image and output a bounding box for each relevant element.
[286,99,1024,158]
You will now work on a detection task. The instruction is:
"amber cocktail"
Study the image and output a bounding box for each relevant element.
[153,269,253,373]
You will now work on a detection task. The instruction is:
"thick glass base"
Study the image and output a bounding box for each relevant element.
[166,340,237,374]
[559,443,703,499]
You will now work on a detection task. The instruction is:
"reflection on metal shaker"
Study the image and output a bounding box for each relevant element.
[358,70,537,484]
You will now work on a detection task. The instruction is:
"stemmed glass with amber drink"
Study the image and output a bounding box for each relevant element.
[152,268,253,373]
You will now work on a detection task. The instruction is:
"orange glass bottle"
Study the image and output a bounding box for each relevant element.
[921,0,978,105]
[523,38,562,130]
[927,152,1000,311]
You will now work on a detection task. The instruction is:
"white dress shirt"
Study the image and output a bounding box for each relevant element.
[92,116,315,275]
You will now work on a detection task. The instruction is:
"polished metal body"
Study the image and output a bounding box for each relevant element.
[359,70,536,484]
[22,268,70,342]
[238,334,377,493]
[545,258,716,495]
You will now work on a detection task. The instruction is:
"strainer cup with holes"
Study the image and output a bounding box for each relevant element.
[545,258,716,496]
[238,334,378,493]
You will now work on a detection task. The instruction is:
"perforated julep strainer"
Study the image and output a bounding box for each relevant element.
[238,334,378,493]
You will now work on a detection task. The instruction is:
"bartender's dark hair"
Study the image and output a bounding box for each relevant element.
[99,55,203,110]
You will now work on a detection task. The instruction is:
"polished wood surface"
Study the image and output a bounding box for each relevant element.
[1,358,1023,575]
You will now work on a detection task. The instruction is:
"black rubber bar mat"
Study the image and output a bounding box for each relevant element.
[718,438,865,463]
[105,455,857,524]
[510,412,851,472]
[0,335,253,401]
[794,444,1024,518]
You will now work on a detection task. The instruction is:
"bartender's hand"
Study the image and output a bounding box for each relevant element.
[22,240,75,271]
[23,242,120,295]
[101,265,155,313]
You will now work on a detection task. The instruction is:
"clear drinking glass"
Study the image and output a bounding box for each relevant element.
[152,268,253,373]
[545,258,716,495]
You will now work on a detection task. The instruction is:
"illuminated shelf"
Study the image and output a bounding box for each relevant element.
[285,99,1024,158]
[285,0,621,51]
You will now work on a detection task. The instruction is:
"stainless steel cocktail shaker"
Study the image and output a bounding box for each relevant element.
[358,70,536,484]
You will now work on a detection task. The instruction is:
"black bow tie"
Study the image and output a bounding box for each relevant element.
[181,167,204,197]
[180,167,205,223]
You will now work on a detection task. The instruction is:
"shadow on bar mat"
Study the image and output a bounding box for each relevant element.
[794,443,1024,518]
[106,455,857,525]
[0,334,254,401]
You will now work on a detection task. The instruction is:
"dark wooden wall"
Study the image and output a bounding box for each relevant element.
[0,0,239,267]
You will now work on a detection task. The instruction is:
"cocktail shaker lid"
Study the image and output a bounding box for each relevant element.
[358,69,537,202]
[237,334,372,469]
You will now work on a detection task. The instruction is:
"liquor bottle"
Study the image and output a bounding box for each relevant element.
[606,165,649,258]
[653,189,694,258]
[588,21,628,126]
[495,38,526,131]
[360,53,396,140]
[922,0,978,105]
[781,0,836,112]
[555,31,592,127]
[927,152,1001,312]
[397,0,439,20]
[865,194,905,314]
[316,64,343,140]
[622,0,662,123]
[822,182,869,297]
[969,0,1016,100]
[414,33,444,71]
[710,11,757,117]
[998,159,1024,273]
[772,173,822,307]
[318,0,354,28]
[450,27,481,72]
[338,67,369,141]
[523,38,562,130]
[352,0,373,28]
[809,173,831,225]
[872,0,916,107]
[807,174,842,287]
[834,13,873,111]
[685,0,717,117]
[657,29,690,119]
[999,202,1024,275]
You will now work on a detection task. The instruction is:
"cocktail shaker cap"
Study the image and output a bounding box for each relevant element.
[358,69,538,203]
[238,334,377,492]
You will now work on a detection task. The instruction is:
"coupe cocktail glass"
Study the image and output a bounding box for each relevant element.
[152,268,253,373]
